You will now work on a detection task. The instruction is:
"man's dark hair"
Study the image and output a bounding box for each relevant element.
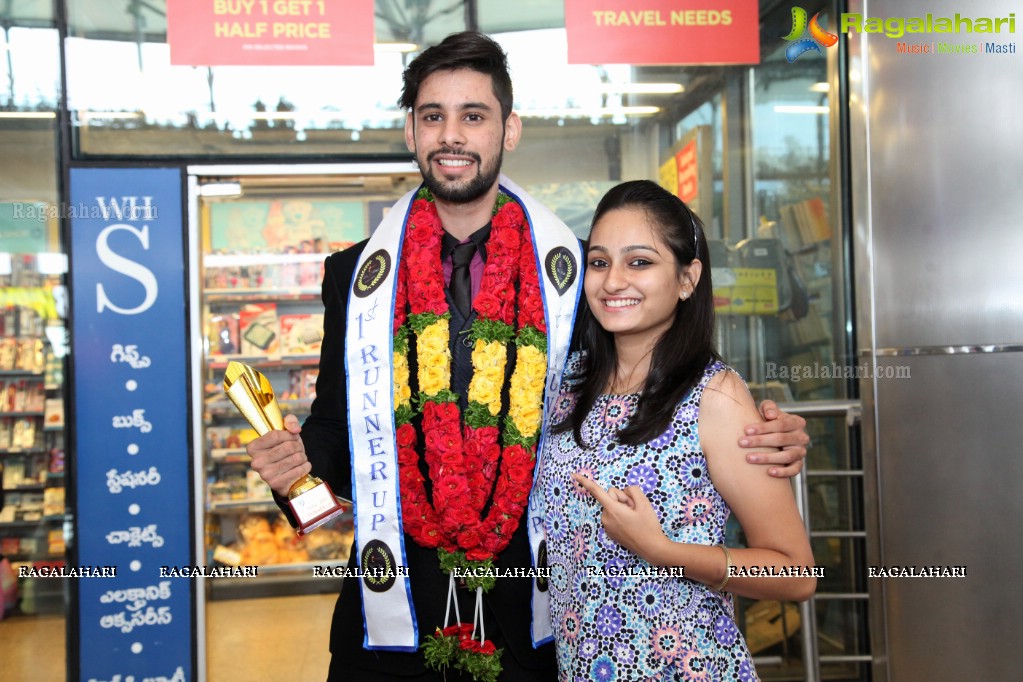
[399,31,514,120]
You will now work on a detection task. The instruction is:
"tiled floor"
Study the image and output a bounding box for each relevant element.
[206,593,334,681]
[0,593,336,681]
[0,611,66,680]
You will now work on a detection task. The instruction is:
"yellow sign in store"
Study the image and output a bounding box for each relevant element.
[712,267,778,315]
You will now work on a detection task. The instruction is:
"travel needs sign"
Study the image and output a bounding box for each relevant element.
[566,0,760,65]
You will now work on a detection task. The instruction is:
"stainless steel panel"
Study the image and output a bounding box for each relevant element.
[871,352,1023,680]
[852,2,1023,679]
[864,0,1023,348]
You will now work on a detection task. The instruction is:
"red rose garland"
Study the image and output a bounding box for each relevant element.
[390,188,548,680]
[393,189,545,558]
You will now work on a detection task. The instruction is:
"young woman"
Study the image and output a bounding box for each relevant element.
[535,180,816,681]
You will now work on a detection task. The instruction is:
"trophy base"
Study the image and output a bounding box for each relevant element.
[288,479,349,536]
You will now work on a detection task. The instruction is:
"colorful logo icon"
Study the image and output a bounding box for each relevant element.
[783,7,839,62]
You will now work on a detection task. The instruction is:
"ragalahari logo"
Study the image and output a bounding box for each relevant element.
[783,7,839,62]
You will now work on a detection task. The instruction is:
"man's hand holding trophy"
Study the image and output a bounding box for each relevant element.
[224,361,349,535]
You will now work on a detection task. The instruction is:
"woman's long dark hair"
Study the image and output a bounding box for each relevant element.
[556,180,718,447]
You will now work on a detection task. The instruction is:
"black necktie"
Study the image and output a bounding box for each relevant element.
[450,241,476,317]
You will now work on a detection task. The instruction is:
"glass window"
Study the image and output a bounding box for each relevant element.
[746,7,847,403]
[65,1,680,165]
[66,0,467,157]
[1,9,66,679]
[478,0,563,32]
[1,26,60,112]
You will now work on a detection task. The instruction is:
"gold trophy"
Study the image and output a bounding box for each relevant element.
[223,361,349,535]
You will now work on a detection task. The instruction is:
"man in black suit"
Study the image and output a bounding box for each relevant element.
[246,31,809,681]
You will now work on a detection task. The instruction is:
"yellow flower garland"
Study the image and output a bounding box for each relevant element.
[393,350,412,408]
[417,318,452,398]
[507,344,546,438]
[468,340,508,418]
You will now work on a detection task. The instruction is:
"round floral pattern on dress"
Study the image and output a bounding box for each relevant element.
[603,396,632,427]
[679,455,707,489]
[592,655,617,682]
[536,353,759,681]
[626,463,659,495]
[562,609,581,641]
[635,581,664,619]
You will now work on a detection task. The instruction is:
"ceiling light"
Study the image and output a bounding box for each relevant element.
[774,105,830,114]
[206,253,326,267]
[599,83,684,95]
[77,111,141,121]
[518,106,660,118]
[198,182,242,197]
[0,111,57,119]
[374,42,418,53]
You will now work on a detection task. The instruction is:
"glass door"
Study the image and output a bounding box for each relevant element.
[731,5,868,680]
[662,3,868,679]
[188,164,421,679]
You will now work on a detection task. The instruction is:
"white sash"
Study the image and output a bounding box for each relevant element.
[502,176,581,647]
[346,175,581,650]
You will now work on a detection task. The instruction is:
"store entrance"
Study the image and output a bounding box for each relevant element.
[188,164,419,681]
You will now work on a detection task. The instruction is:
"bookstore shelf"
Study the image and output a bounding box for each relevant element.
[198,206,356,593]
[0,255,67,616]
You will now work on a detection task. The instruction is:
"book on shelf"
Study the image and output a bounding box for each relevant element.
[0,381,11,412]
[43,398,64,429]
[0,491,16,522]
[239,303,279,355]
[3,460,25,487]
[785,308,831,347]
[48,529,65,555]
[11,417,38,450]
[0,339,26,372]
[48,448,64,474]
[207,311,241,355]
[15,339,45,373]
[778,197,832,250]
[44,347,63,389]
[279,314,324,355]
[246,470,273,500]
[43,487,64,517]
[206,425,257,450]
[284,368,319,400]
[301,369,318,400]
[12,492,43,521]
[0,380,45,413]
[24,382,46,413]
[0,339,16,371]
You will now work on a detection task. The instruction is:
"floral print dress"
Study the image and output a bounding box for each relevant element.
[535,354,758,681]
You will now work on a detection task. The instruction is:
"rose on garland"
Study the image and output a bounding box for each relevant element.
[423,623,502,682]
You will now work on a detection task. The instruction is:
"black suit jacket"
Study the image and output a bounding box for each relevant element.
[288,241,556,678]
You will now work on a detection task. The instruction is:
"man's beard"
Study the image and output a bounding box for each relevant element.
[418,146,504,204]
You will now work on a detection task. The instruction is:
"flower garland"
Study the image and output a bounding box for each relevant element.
[391,188,548,679]
[423,623,502,682]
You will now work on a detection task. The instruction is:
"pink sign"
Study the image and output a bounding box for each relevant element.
[167,0,374,66]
